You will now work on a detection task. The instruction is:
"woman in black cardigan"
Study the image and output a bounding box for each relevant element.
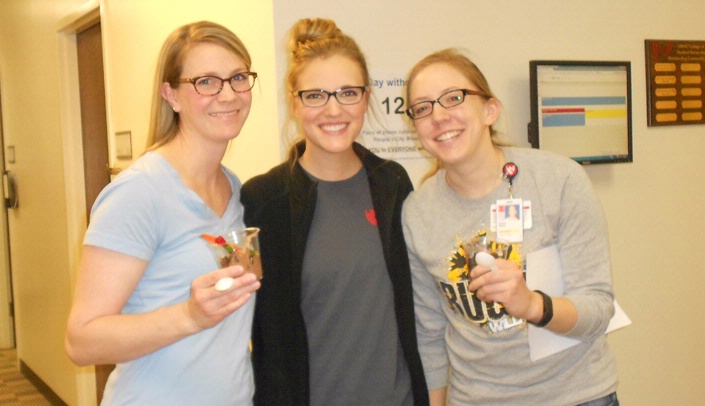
[241,18,428,406]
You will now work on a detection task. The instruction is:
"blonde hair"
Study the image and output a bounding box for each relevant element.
[145,21,252,151]
[406,48,509,180]
[284,18,370,163]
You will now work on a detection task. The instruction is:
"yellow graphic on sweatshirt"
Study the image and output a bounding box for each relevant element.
[447,236,470,282]
[440,230,525,334]
[445,230,523,282]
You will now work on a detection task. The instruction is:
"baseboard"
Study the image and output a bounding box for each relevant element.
[19,359,68,406]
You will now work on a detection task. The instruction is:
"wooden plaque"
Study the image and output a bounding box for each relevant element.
[645,39,705,126]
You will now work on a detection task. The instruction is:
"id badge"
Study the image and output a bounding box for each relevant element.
[490,200,532,233]
[496,198,523,243]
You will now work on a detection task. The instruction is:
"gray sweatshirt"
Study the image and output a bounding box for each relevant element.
[402,147,618,405]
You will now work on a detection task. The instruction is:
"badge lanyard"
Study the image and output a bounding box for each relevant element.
[492,162,531,243]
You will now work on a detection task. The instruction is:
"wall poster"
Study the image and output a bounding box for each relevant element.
[359,72,431,161]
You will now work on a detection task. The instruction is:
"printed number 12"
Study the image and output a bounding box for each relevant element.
[382,97,405,115]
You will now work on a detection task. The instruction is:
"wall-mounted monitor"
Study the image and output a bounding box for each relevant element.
[528,60,633,165]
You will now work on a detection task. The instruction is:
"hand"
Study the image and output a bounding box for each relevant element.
[184,265,260,331]
[467,258,534,320]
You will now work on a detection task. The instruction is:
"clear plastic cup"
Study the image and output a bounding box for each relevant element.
[464,233,511,272]
[203,227,262,280]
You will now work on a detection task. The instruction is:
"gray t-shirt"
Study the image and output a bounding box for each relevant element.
[302,167,412,406]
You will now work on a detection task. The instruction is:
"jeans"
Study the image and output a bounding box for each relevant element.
[576,392,619,406]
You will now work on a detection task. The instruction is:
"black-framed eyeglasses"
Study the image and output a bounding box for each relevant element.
[295,86,367,107]
[178,72,257,96]
[405,88,489,119]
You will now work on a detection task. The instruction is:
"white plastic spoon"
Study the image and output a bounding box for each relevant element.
[475,252,501,312]
[475,251,498,271]
[214,277,234,291]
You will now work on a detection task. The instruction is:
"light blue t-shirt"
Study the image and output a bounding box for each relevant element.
[84,152,255,406]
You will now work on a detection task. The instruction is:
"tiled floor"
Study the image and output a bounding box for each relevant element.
[0,349,51,405]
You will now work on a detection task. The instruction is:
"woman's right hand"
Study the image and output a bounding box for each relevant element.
[468,258,534,320]
[185,265,261,331]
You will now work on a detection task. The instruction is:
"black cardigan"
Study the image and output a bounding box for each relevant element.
[241,142,429,405]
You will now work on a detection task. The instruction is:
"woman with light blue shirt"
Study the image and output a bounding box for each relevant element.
[65,21,260,405]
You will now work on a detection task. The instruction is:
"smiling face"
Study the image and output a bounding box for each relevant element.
[408,62,499,169]
[292,54,368,162]
[162,42,252,144]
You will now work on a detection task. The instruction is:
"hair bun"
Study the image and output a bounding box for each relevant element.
[288,18,342,53]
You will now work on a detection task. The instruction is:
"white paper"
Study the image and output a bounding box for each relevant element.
[525,245,631,361]
[606,300,632,334]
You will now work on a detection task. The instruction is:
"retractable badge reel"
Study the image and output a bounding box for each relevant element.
[495,162,525,243]
[502,162,518,198]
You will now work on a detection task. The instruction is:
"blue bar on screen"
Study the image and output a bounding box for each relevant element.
[542,113,585,127]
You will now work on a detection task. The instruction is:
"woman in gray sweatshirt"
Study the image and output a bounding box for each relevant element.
[402,48,619,406]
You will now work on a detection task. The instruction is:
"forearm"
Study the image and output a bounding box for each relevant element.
[429,387,447,406]
[525,292,578,334]
[66,301,199,366]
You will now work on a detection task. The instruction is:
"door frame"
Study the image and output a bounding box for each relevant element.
[0,73,16,349]
[57,1,107,404]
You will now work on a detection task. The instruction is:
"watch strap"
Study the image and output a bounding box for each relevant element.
[531,290,553,327]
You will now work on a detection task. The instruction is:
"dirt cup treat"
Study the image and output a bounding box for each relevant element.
[202,227,263,280]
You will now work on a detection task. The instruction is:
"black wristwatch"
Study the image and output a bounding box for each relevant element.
[530,290,554,327]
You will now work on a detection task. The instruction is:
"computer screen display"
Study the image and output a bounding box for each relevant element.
[528,60,633,165]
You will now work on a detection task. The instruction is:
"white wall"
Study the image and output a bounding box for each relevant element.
[0,0,82,404]
[271,1,704,405]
